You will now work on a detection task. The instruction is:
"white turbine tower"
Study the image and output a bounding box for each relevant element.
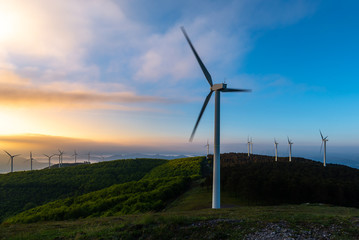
[287,137,293,162]
[88,152,91,162]
[29,152,34,171]
[320,130,328,167]
[274,139,279,162]
[4,150,20,173]
[247,137,251,157]
[205,140,209,157]
[182,27,251,209]
[58,149,64,168]
[73,150,78,163]
[44,154,56,169]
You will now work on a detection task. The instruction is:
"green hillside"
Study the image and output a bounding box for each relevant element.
[6,177,191,223]
[0,158,166,221]
[5,156,207,223]
[207,153,359,207]
[143,156,206,179]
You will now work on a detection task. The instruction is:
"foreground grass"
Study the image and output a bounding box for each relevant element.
[1,204,359,240]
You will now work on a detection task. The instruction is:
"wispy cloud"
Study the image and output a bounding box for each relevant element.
[0,70,174,110]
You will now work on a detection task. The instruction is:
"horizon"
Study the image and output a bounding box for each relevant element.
[1,0,359,171]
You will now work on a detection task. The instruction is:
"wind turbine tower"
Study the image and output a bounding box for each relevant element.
[58,149,64,168]
[88,152,91,162]
[320,130,328,167]
[182,27,251,209]
[29,152,34,171]
[287,137,293,162]
[4,150,20,173]
[205,140,209,157]
[247,137,251,157]
[44,154,56,169]
[274,139,279,162]
[73,150,78,163]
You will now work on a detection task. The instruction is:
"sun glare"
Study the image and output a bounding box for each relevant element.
[0,9,21,42]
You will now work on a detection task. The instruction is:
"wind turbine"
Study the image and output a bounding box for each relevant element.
[4,150,20,173]
[320,130,328,167]
[58,149,64,168]
[182,27,251,209]
[44,154,56,169]
[29,152,34,171]
[287,137,293,162]
[87,152,91,162]
[205,140,209,157]
[72,150,78,163]
[274,139,279,162]
[247,137,251,157]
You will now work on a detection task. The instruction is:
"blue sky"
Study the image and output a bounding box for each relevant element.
[0,0,359,169]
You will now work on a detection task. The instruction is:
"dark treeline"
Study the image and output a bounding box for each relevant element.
[206,153,359,207]
[0,159,166,221]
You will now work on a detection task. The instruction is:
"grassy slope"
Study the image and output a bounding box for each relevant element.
[2,155,359,239]
[0,158,166,221]
[1,204,359,239]
[5,157,206,223]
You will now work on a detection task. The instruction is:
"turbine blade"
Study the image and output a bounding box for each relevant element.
[189,91,213,142]
[319,130,324,140]
[320,141,323,154]
[181,27,213,87]
[222,88,251,92]
[14,154,21,157]
[3,150,11,157]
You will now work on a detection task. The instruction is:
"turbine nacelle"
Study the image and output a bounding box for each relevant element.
[211,83,227,91]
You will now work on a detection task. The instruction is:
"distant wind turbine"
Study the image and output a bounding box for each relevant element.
[29,152,34,171]
[247,137,251,157]
[274,139,279,162]
[205,140,209,157]
[320,130,328,167]
[88,152,91,162]
[58,149,64,168]
[182,27,251,209]
[287,137,293,162]
[44,154,56,169]
[4,150,20,173]
[72,150,78,163]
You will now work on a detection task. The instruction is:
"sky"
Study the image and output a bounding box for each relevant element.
[0,0,359,171]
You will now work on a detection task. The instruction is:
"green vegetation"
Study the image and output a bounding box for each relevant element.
[6,177,191,223]
[4,156,206,223]
[1,205,359,240]
[143,156,206,179]
[218,160,359,207]
[0,158,166,221]
[1,153,359,239]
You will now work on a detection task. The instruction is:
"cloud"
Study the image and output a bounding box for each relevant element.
[0,70,174,110]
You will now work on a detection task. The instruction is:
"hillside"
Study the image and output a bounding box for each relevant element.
[207,153,359,207]
[0,158,166,221]
[2,153,359,228]
[5,156,206,223]
[1,205,359,239]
